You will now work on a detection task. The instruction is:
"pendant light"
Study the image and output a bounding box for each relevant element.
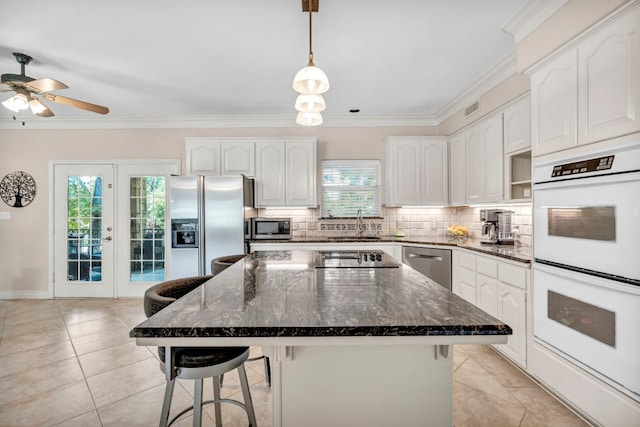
[296,111,323,126]
[293,0,329,126]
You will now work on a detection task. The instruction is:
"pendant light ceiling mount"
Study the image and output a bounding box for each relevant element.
[293,0,329,127]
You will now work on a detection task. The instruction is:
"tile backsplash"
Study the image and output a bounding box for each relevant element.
[257,204,532,246]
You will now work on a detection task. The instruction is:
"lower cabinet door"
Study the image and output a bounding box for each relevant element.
[476,274,498,317]
[496,282,526,367]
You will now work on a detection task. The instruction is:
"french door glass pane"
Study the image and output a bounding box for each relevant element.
[129,176,166,282]
[66,176,102,282]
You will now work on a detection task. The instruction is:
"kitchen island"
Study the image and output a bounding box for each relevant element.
[131,250,511,427]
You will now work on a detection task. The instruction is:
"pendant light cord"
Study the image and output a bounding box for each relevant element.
[308,0,314,66]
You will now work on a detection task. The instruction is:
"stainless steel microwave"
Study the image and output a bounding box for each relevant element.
[251,217,291,240]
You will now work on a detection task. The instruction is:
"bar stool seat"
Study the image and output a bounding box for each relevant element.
[210,254,271,387]
[144,276,257,427]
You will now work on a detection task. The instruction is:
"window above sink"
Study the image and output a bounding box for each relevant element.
[320,160,381,219]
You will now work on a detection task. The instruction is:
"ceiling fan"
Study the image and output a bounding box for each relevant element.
[0,52,109,117]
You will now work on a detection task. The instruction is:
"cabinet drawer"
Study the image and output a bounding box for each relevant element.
[476,256,498,278]
[498,264,528,290]
[459,252,476,270]
[460,267,475,286]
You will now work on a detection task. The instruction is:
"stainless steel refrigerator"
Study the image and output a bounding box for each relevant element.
[169,175,253,279]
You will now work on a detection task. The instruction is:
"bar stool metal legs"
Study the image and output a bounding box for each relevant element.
[157,346,258,427]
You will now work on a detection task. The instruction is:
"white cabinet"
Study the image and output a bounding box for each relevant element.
[448,132,466,206]
[465,114,503,204]
[497,282,526,364]
[185,138,255,176]
[255,138,316,207]
[578,5,640,145]
[503,95,531,154]
[452,249,529,368]
[385,137,448,206]
[476,274,498,317]
[221,141,255,176]
[530,5,640,156]
[502,95,532,201]
[505,150,532,201]
[452,251,476,304]
[531,48,578,157]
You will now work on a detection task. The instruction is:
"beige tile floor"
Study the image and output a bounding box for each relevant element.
[0,298,589,427]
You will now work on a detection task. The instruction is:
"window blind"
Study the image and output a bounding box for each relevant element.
[321,159,381,218]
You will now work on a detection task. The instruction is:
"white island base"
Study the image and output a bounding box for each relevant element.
[269,344,454,427]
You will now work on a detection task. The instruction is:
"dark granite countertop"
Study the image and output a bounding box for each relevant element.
[131,250,511,341]
[250,236,532,264]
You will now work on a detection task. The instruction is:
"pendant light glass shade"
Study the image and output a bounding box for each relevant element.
[292,65,330,94]
[295,93,326,113]
[296,111,323,126]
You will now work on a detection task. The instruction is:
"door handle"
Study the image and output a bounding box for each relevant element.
[407,254,443,261]
[102,236,112,241]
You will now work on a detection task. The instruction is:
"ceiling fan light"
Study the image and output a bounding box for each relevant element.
[2,96,20,112]
[28,98,47,114]
[295,93,326,113]
[12,93,29,110]
[292,65,330,94]
[296,111,323,127]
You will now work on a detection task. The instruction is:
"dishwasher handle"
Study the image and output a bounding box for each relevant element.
[407,253,443,261]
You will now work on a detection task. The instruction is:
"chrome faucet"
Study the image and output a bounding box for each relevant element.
[356,208,364,237]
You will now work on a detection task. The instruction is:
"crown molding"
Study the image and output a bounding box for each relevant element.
[435,50,518,124]
[0,112,439,130]
[503,0,570,44]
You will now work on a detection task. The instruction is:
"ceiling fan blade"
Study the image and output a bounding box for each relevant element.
[25,78,68,93]
[29,98,54,117]
[43,93,109,114]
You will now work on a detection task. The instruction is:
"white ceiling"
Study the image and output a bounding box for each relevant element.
[0,0,529,127]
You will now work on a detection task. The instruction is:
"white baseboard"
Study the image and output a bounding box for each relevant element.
[0,291,51,300]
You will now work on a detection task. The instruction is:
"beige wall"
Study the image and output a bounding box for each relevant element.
[0,125,435,295]
[437,73,531,136]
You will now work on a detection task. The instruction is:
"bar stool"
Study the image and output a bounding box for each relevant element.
[144,276,258,427]
[211,254,271,387]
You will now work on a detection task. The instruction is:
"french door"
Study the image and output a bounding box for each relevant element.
[53,161,179,298]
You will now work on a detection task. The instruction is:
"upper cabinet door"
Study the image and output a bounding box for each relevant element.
[503,95,531,154]
[221,141,255,176]
[448,133,466,206]
[421,139,448,205]
[389,139,422,206]
[185,138,255,176]
[484,114,504,203]
[255,141,286,206]
[465,124,484,204]
[186,141,221,176]
[286,140,317,207]
[531,47,578,156]
[578,6,640,145]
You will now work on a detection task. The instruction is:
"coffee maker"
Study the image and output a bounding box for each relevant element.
[480,209,514,245]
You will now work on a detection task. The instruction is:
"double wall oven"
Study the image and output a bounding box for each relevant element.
[532,142,640,400]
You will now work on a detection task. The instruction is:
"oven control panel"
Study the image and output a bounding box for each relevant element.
[551,155,614,177]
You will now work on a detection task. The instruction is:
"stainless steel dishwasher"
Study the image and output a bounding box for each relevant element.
[402,246,452,290]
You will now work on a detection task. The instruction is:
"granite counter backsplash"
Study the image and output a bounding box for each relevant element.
[249,236,532,264]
